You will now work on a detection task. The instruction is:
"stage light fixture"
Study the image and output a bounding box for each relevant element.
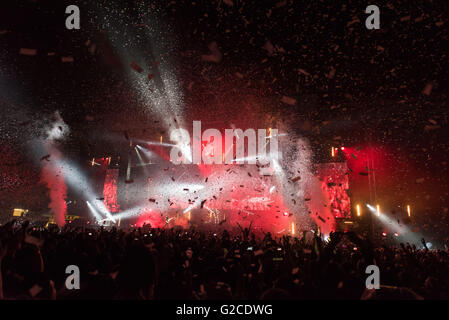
[356,204,361,217]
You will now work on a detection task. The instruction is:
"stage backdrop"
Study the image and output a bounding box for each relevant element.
[315,162,351,219]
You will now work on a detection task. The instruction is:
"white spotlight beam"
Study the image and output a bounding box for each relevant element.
[93,200,116,223]
[87,201,103,221]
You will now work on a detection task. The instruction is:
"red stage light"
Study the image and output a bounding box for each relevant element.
[382,232,387,236]
[340,147,345,150]
[283,211,289,216]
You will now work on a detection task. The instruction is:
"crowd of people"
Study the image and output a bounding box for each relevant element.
[1,219,448,300]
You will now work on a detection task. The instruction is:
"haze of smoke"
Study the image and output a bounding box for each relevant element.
[39,111,69,227]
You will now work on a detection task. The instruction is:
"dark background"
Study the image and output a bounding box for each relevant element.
[0,1,447,222]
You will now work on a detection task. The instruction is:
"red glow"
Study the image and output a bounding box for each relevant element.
[40,144,67,227]
[103,168,120,213]
[129,131,353,235]
[136,210,165,228]
[316,162,351,218]
[340,145,419,212]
